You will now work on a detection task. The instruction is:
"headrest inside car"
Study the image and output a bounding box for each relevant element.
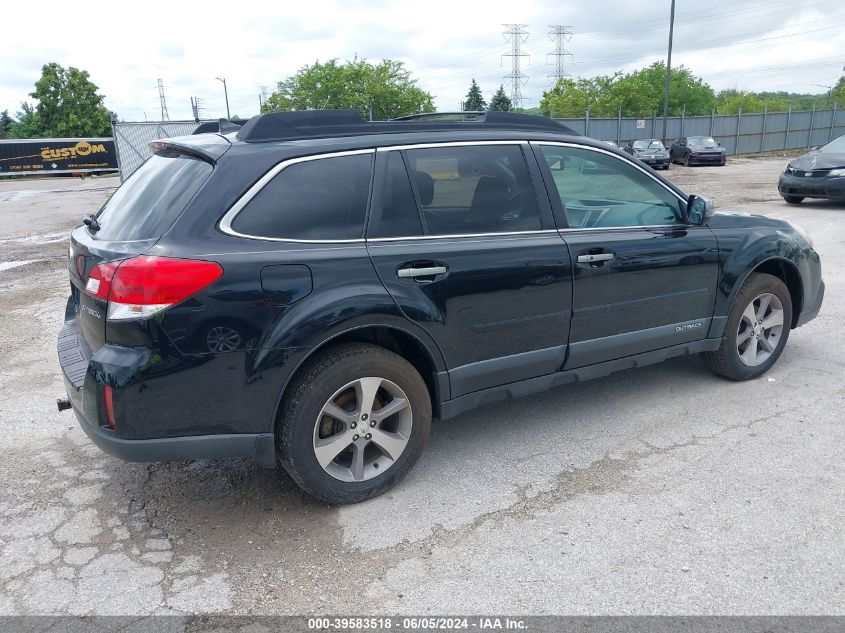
[413,171,434,206]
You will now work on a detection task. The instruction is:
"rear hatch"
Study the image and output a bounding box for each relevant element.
[68,150,215,352]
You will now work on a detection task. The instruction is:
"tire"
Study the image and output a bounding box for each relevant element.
[684,153,691,167]
[784,195,804,204]
[277,342,431,504]
[703,273,792,381]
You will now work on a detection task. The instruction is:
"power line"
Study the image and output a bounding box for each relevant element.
[502,24,530,109]
[157,79,169,121]
[547,25,574,85]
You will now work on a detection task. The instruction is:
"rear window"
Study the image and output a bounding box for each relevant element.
[230,153,373,240]
[94,154,212,241]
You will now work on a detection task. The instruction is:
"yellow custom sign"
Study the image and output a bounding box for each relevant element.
[40,141,107,160]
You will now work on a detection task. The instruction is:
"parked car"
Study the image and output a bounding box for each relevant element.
[670,136,727,166]
[778,133,845,204]
[59,110,824,504]
[624,138,670,170]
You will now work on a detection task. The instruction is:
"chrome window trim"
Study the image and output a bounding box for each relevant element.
[530,140,688,211]
[218,148,375,243]
[376,140,525,152]
[367,229,560,243]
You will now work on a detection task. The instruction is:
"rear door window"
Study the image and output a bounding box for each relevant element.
[231,153,373,240]
[94,153,212,241]
[401,144,542,236]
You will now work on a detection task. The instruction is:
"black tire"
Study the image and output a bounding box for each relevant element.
[784,195,804,204]
[684,153,691,167]
[703,273,792,381]
[277,343,431,504]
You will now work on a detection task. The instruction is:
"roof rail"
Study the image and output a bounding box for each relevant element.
[235,109,578,143]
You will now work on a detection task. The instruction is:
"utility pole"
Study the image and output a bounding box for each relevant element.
[547,25,574,86]
[502,24,530,111]
[216,77,230,119]
[157,79,169,121]
[661,0,676,144]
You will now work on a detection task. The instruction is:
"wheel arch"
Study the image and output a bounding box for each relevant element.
[739,257,804,328]
[275,324,448,425]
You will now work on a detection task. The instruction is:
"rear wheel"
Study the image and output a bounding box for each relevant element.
[277,343,431,504]
[703,273,792,381]
[784,195,804,204]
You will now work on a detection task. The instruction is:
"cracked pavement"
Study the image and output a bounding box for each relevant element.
[0,159,842,615]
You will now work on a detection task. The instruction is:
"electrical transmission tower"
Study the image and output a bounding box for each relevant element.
[547,25,574,85]
[190,96,206,122]
[502,24,530,109]
[157,79,169,121]
[259,85,269,109]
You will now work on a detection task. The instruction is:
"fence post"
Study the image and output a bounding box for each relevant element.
[110,119,124,182]
[735,108,742,155]
[808,104,815,149]
[784,105,792,150]
[760,105,768,154]
[680,104,686,137]
[616,107,622,145]
[709,107,715,136]
[652,111,657,139]
[585,109,590,137]
[830,102,837,142]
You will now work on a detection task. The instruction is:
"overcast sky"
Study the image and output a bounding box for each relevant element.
[2,0,843,122]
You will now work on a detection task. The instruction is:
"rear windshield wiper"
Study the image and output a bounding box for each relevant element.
[83,214,101,232]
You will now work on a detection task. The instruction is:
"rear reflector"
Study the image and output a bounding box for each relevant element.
[103,385,116,430]
[84,256,223,321]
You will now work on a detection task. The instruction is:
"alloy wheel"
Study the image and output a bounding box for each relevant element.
[736,292,784,366]
[312,377,413,482]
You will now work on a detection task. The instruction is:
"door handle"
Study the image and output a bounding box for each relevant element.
[577,253,614,263]
[397,266,448,278]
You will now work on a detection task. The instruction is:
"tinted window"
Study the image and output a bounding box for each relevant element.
[403,145,541,235]
[370,152,423,238]
[94,154,212,241]
[231,153,373,240]
[539,145,683,228]
[820,134,845,153]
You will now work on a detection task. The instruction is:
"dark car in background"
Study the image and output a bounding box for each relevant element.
[778,134,845,204]
[624,139,670,170]
[58,110,823,504]
[670,136,727,166]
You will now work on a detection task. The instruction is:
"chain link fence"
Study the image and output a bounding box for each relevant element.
[112,120,212,180]
[554,106,844,155]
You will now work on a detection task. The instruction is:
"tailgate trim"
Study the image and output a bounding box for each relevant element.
[58,319,90,389]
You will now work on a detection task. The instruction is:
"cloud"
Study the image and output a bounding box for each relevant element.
[1,0,843,121]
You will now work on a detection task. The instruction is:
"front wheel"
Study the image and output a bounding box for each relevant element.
[277,343,431,504]
[684,153,691,167]
[703,273,792,381]
[784,195,804,204]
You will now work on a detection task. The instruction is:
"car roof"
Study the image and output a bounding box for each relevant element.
[233,109,579,143]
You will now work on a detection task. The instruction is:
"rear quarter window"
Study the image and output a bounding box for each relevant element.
[229,153,373,240]
[94,153,212,241]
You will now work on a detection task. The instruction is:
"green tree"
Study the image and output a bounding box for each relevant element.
[464,79,486,111]
[263,58,434,120]
[0,110,13,139]
[9,103,40,138]
[716,90,764,114]
[23,63,112,137]
[488,85,512,112]
[832,76,845,108]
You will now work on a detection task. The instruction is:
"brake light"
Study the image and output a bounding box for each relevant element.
[85,256,223,321]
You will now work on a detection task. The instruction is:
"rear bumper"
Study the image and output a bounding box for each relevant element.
[778,174,845,200]
[69,398,276,466]
[58,316,278,468]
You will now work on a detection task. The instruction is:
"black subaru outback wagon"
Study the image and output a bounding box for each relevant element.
[59,110,824,504]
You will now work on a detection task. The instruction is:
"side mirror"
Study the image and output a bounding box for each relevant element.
[810,145,820,151]
[687,195,715,225]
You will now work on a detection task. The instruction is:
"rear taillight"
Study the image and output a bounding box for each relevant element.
[84,256,223,321]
